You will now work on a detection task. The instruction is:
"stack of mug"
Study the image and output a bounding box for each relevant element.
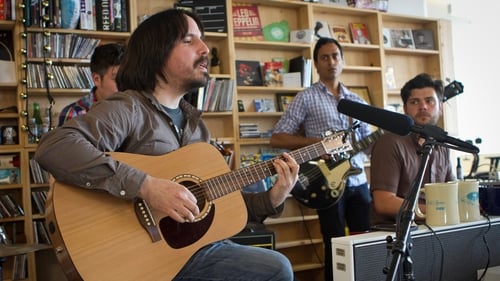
[417,180,481,226]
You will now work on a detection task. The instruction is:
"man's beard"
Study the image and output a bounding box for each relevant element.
[185,72,209,93]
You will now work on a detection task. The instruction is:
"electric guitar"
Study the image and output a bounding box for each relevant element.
[291,129,384,210]
[44,133,352,281]
[442,80,464,102]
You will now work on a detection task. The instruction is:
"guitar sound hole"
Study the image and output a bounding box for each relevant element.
[179,180,207,214]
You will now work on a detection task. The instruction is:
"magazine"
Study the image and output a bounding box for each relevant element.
[350,23,371,44]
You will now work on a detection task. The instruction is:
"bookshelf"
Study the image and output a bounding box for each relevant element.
[0,0,454,280]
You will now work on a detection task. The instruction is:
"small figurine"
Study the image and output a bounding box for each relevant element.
[210,47,221,74]
[2,127,16,145]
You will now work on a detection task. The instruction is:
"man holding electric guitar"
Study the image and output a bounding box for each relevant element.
[34,8,314,281]
[270,37,374,281]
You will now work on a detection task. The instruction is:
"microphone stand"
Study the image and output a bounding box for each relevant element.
[385,138,436,281]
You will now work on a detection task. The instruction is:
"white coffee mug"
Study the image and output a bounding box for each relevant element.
[416,182,460,226]
[458,180,481,222]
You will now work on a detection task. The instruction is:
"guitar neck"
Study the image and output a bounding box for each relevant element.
[204,140,330,201]
[350,129,384,154]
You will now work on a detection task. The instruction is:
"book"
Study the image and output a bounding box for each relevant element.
[120,0,129,31]
[253,98,276,112]
[390,28,415,49]
[263,61,283,86]
[350,23,371,44]
[79,0,94,30]
[262,20,290,42]
[232,4,263,40]
[0,30,14,61]
[412,29,434,50]
[384,66,397,89]
[382,28,392,48]
[193,0,227,33]
[276,93,295,112]
[235,60,263,86]
[282,72,301,88]
[0,168,20,185]
[0,154,20,168]
[0,30,16,83]
[313,20,331,39]
[331,26,351,43]
[289,56,312,88]
[350,0,388,12]
[0,0,5,20]
[112,0,122,31]
[95,0,113,31]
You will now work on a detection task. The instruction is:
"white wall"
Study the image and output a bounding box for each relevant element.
[448,0,499,156]
[389,0,500,158]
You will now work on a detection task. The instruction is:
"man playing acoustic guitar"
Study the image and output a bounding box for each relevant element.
[35,8,301,281]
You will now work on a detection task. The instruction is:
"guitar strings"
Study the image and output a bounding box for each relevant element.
[171,132,349,200]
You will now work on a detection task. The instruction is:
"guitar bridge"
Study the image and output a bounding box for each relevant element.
[134,198,162,242]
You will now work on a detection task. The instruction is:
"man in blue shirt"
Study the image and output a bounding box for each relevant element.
[271,37,373,281]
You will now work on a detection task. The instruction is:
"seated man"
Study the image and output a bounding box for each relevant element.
[370,73,456,225]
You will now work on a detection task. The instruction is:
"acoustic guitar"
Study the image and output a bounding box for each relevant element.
[44,133,352,281]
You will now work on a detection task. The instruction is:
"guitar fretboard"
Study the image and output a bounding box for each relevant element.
[352,129,384,153]
[203,133,350,200]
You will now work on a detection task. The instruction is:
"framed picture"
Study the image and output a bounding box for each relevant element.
[412,29,435,50]
[346,86,371,105]
[389,28,415,49]
[235,60,263,86]
[276,93,296,112]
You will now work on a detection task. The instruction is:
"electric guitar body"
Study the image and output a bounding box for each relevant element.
[291,129,384,209]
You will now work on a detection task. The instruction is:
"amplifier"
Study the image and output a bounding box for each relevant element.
[229,228,275,250]
[332,217,500,281]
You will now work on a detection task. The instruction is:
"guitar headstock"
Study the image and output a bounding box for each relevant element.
[443,80,464,102]
[322,131,353,156]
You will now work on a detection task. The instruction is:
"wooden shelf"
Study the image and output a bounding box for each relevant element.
[276,238,323,249]
[265,215,319,225]
[293,262,324,272]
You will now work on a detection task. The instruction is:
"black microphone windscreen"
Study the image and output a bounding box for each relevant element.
[337,99,413,136]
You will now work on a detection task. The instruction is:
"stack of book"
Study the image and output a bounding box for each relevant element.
[239,123,261,138]
[198,78,235,112]
[29,158,50,184]
[31,190,48,215]
[0,193,24,218]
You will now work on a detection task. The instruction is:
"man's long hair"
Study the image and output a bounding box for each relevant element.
[116,9,205,93]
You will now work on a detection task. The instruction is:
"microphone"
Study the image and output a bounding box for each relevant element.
[337,99,480,154]
[411,124,479,154]
[337,99,413,136]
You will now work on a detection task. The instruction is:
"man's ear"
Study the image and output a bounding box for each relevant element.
[91,72,101,86]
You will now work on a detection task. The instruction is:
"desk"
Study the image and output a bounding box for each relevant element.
[332,217,500,281]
